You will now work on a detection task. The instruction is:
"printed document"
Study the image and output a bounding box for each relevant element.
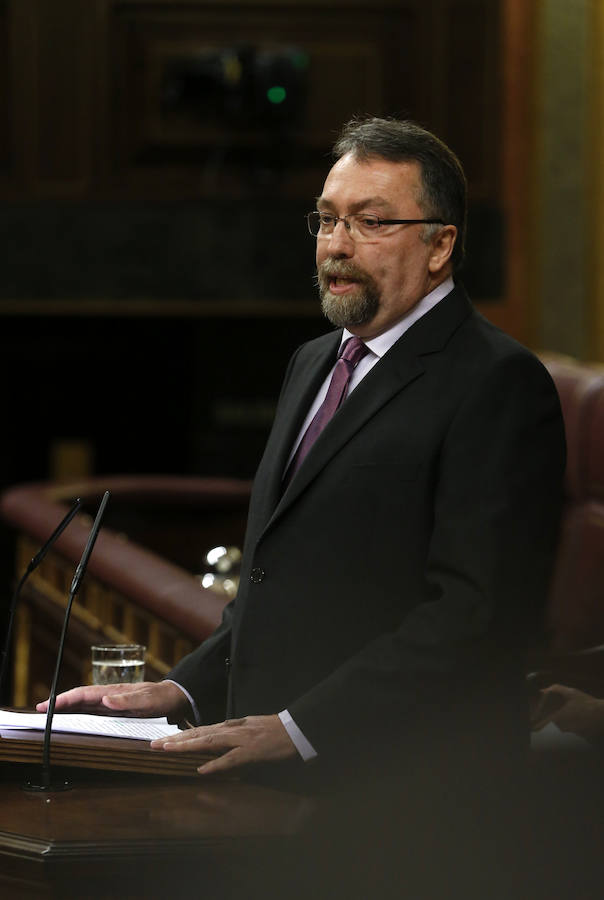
[0,709,180,741]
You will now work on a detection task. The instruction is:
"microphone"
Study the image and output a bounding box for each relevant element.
[24,490,110,793]
[0,497,83,703]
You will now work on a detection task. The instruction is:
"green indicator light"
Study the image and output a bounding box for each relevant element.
[267,85,287,104]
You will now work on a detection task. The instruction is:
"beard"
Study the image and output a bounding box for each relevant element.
[317,259,380,329]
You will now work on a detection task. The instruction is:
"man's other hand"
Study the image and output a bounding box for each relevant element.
[532,683,604,742]
[35,680,190,722]
[150,714,297,775]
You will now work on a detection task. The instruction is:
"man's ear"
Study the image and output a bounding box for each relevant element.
[428,225,457,275]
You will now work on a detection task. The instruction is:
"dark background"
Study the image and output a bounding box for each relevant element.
[0,0,508,630]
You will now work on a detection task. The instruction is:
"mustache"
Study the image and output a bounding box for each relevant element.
[316,259,369,284]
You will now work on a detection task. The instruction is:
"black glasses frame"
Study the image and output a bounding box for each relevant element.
[306,211,446,237]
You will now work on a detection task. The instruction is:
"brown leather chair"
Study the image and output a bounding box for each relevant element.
[533,355,604,693]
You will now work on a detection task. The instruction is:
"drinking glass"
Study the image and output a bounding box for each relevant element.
[91,644,146,685]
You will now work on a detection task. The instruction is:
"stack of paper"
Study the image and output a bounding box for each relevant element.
[0,709,180,741]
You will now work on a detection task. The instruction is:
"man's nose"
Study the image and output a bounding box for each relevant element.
[327,220,355,257]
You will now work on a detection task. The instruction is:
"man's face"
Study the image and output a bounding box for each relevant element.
[315,153,455,339]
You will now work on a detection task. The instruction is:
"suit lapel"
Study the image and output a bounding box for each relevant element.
[277,351,424,514]
[250,330,341,528]
[258,284,474,537]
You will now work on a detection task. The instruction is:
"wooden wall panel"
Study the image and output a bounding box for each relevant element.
[33,0,93,190]
[103,2,426,198]
[440,0,501,200]
[8,0,96,196]
[0,0,511,315]
[0,2,11,176]
[0,1,502,220]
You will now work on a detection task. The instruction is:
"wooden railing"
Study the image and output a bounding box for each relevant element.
[0,476,252,706]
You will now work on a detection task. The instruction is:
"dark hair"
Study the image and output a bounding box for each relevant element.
[332,116,467,271]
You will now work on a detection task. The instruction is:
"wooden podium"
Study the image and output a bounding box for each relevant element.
[0,725,315,899]
[0,478,317,898]
[0,755,315,900]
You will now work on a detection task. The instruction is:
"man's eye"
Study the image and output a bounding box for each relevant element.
[358,216,379,229]
[319,214,335,227]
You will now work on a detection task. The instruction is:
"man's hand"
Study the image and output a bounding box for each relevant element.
[35,681,190,722]
[150,714,297,775]
[532,684,604,742]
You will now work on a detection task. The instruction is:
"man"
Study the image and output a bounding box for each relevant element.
[40,117,565,795]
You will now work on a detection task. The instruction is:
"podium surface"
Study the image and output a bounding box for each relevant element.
[0,762,314,899]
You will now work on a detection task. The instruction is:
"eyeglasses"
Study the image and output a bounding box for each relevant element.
[306,211,445,241]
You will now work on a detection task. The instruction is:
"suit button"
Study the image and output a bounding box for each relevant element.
[250,567,265,583]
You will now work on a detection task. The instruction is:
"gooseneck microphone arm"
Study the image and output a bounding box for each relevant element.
[0,497,82,702]
[25,490,110,793]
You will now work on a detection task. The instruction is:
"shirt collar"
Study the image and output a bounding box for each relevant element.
[340,276,455,359]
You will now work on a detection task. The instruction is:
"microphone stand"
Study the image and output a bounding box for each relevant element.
[24,491,110,793]
[0,498,82,704]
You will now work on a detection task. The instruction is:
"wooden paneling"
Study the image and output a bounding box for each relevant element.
[0,2,11,177]
[0,0,536,498]
[495,0,537,342]
[33,0,94,191]
[0,0,507,307]
[103,1,425,198]
[8,0,96,196]
[440,0,501,199]
[589,0,604,361]
[0,1,501,203]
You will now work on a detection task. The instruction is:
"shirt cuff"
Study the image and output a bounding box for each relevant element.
[163,679,201,726]
[163,683,317,762]
[278,709,318,762]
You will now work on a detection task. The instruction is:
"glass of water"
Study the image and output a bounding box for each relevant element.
[91,644,146,685]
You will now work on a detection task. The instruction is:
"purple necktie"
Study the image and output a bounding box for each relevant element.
[284,336,369,484]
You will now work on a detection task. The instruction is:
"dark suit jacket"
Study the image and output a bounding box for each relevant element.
[170,284,565,784]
